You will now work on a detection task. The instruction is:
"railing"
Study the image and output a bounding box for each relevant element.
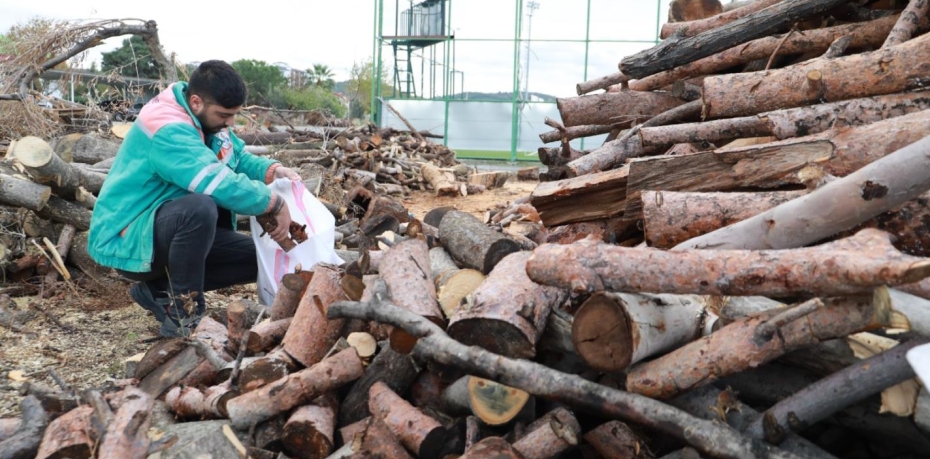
[399,0,445,37]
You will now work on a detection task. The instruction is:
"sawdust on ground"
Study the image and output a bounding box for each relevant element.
[0,178,538,418]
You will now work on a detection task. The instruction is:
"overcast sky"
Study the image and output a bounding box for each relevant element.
[1,0,678,98]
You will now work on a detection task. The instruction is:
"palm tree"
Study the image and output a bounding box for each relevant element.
[308,64,335,90]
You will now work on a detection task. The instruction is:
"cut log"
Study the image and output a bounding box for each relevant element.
[676,130,930,250]
[421,163,459,196]
[0,396,47,459]
[149,420,245,459]
[139,346,203,398]
[225,347,363,430]
[540,124,615,145]
[343,417,414,459]
[429,247,485,318]
[0,174,50,211]
[236,353,291,393]
[68,133,120,164]
[511,407,581,459]
[640,90,930,149]
[556,91,683,127]
[745,339,924,444]
[19,382,77,415]
[460,437,523,459]
[544,217,636,245]
[380,238,444,352]
[624,297,887,399]
[281,263,348,367]
[702,32,930,119]
[623,139,833,222]
[527,229,930,297]
[338,344,420,427]
[517,167,539,181]
[9,136,107,198]
[643,190,807,248]
[67,231,108,279]
[874,286,930,337]
[327,296,805,458]
[225,298,262,355]
[438,210,522,274]
[34,405,92,459]
[530,166,629,227]
[282,394,338,459]
[662,0,771,37]
[35,195,92,231]
[270,272,310,320]
[243,318,290,354]
[166,383,236,419]
[639,13,898,90]
[98,387,153,459]
[537,146,589,167]
[575,71,630,95]
[448,251,566,359]
[442,375,530,426]
[572,292,708,372]
[584,420,653,459]
[369,381,447,459]
[883,0,930,47]
[346,332,377,360]
[468,171,510,189]
[74,187,96,210]
[620,0,851,79]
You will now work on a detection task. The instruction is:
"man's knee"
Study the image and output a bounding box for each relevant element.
[179,194,218,226]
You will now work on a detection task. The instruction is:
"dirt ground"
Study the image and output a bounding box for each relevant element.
[0,178,538,418]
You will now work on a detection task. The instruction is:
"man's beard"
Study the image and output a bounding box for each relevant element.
[195,113,225,135]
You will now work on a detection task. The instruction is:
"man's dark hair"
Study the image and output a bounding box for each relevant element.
[187,60,247,108]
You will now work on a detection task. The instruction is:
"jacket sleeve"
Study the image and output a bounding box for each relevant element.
[229,130,279,183]
[149,124,275,216]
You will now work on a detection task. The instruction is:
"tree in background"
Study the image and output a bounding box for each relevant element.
[308,63,335,90]
[346,57,393,119]
[231,59,287,106]
[268,86,347,118]
[0,34,11,53]
[101,35,163,79]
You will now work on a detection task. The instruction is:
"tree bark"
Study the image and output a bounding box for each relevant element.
[511,407,581,459]
[0,174,50,211]
[438,210,522,274]
[166,385,226,420]
[368,381,447,459]
[328,298,803,459]
[34,405,92,459]
[448,251,566,359]
[282,394,337,459]
[643,190,807,248]
[675,132,930,250]
[421,163,460,196]
[556,91,683,127]
[702,32,930,119]
[338,344,420,427]
[10,136,107,198]
[584,420,654,459]
[883,0,930,47]
[575,71,630,95]
[622,0,848,79]
[537,146,589,167]
[270,272,309,320]
[540,123,615,145]
[139,346,203,398]
[0,419,18,442]
[460,437,523,459]
[35,195,92,231]
[225,347,363,430]
[68,133,120,164]
[637,15,898,91]
[534,229,930,297]
[744,339,924,444]
[380,238,444,334]
[530,166,630,227]
[660,0,780,38]
[66,231,108,279]
[225,299,261,355]
[0,396,47,459]
[429,247,486,318]
[340,417,414,459]
[98,387,153,459]
[282,263,348,367]
[245,318,292,354]
[572,292,709,372]
[625,297,886,399]
[639,90,930,148]
[441,375,531,426]
[235,353,291,394]
[517,166,539,181]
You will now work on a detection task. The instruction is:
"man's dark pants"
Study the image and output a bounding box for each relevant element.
[118,194,257,334]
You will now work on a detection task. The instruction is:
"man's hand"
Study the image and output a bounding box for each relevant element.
[268,199,293,244]
[273,166,301,181]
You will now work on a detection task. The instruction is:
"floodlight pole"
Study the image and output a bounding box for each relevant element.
[523,1,539,103]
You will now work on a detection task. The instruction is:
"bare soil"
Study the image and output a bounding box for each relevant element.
[0,179,537,418]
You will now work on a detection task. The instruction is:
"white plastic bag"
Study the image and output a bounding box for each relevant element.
[251,178,344,306]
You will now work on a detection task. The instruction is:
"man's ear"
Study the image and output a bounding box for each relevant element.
[189,94,204,112]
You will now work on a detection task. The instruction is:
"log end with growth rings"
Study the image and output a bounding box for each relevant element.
[571,293,636,372]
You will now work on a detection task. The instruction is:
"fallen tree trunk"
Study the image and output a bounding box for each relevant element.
[368,381,447,459]
[620,0,849,79]
[327,298,803,459]
[675,132,930,250]
[556,91,683,127]
[225,347,363,430]
[527,229,930,297]
[281,263,348,367]
[639,90,930,148]
[660,0,781,38]
[438,210,522,274]
[572,292,709,372]
[744,339,925,444]
[701,32,930,118]
[448,251,566,359]
[636,15,898,91]
[625,297,885,399]
[530,166,629,227]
